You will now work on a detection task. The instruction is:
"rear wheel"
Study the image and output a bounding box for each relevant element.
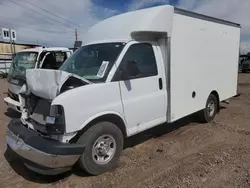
[199,94,218,123]
[77,121,124,175]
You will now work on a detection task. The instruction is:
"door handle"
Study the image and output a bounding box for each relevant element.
[158,78,163,90]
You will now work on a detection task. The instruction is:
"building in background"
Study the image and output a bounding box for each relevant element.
[0,41,40,76]
[0,41,40,60]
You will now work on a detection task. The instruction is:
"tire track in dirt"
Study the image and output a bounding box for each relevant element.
[141,145,250,188]
[211,121,250,136]
[117,126,237,188]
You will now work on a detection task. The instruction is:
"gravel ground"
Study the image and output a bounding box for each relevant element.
[0,74,250,188]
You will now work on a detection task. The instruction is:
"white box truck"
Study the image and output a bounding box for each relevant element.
[6,5,240,176]
[4,47,73,112]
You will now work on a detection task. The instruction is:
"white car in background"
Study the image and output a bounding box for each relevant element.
[4,46,73,112]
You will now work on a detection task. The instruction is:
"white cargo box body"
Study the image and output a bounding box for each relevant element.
[84,5,240,123]
[169,9,240,121]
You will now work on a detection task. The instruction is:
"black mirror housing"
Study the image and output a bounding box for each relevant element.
[118,60,140,81]
[120,68,129,80]
[126,60,140,77]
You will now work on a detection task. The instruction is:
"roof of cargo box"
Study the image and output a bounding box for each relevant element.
[83,5,240,45]
[83,5,174,44]
[174,8,240,28]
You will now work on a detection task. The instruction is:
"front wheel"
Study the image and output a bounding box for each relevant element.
[77,121,124,175]
[198,94,218,123]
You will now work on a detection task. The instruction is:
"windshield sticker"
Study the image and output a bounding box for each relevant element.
[97,61,109,78]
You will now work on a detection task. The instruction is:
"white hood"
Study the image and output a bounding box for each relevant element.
[25,69,90,100]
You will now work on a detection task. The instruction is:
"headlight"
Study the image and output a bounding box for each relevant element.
[50,104,64,116]
[45,105,65,134]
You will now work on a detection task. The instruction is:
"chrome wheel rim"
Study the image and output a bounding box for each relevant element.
[92,135,116,165]
[207,101,215,117]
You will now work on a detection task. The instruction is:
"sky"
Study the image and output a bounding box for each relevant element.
[0,0,249,53]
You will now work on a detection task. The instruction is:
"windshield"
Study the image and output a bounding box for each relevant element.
[8,52,38,81]
[60,43,125,82]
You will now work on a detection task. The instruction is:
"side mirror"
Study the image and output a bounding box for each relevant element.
[120,60,140,80]
[120,67,128,80]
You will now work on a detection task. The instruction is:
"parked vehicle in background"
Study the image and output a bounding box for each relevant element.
[4,46,73,112]
[6,5,240,176]
[240,53,250,73]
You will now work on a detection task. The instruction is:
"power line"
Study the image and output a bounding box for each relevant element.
[8,0,75,28]
[0,14,77,35]
[0,0,82,45]
[22,0,80,27]
[0,0,86,34]
[0,1,62,28]
[0,16,71,34]
[6,0,62,27]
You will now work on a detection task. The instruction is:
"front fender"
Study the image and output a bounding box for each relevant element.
[79,110,127,132]
[52,82,124,133]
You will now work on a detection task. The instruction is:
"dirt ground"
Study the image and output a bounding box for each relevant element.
[0,74,250,188]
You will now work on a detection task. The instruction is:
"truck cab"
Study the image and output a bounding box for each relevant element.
[4,47,72,112]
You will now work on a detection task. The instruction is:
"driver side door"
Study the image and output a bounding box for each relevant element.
[113,41,167,136]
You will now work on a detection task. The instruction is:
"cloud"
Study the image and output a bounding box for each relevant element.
[128,0,170,11]
[240,41,250,54]
[176,0,199,10]
[0,0,114,47]
[177,0,250,53]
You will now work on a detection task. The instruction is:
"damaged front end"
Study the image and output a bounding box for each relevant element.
[20,69,90,137]
[6,69,89,174]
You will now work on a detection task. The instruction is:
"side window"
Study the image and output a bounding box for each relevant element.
[41,52,67,70]
[117,43,158,80]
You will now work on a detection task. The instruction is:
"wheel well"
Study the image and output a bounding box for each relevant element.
[70,114,127,143]
[210,90,220,112]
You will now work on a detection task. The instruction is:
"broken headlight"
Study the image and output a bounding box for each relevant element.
[45,105,65,134]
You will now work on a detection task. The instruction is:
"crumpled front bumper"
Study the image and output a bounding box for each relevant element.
[4,97,21,112]
[6,119,85,175]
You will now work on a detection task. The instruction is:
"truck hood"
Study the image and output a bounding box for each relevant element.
[23,69,91,100]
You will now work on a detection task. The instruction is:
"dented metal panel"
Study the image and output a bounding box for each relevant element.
[25,69,90,100]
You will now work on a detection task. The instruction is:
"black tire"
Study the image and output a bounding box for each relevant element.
[199,94,218,123]
[242,69,247,73]
[77,121,124,175]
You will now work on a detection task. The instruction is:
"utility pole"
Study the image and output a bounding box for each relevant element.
[74,29,82,50]
[75,28,78,41]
